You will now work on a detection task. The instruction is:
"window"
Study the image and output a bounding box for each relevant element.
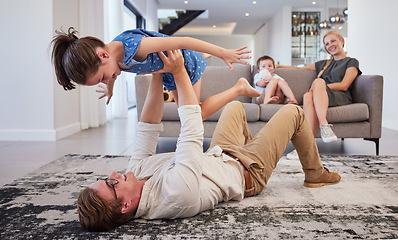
[124,0,146,29]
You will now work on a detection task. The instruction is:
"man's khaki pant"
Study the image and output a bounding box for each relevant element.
[209,101,324,196]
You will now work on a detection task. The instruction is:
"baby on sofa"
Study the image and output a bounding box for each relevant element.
[254,55,298,105]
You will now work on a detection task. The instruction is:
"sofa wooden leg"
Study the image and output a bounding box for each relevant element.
[364,138,380,155]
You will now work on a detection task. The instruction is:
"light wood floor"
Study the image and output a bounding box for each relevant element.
[1,108,397,187]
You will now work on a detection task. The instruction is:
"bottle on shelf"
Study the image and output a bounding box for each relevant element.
[306,26,311,36]
[301,14,305,24]
[292,14,298,25]
[291,11,321,60]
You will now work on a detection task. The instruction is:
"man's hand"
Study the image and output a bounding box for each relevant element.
[156,49,198,106]
[146,50,185,76]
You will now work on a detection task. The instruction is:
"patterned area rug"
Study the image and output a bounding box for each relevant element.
[1,154,397,239]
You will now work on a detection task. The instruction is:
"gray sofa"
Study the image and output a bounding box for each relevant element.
[135,65,383,155]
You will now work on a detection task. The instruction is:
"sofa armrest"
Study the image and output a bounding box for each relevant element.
[135,75,152,121]
[351,75,384,138]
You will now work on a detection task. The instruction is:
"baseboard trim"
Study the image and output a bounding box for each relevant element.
[55,123,81,140]
[0,123,81,141]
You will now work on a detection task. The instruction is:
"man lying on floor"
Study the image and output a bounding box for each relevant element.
[77,49,340,231]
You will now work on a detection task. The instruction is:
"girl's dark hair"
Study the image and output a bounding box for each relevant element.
[256,55,275,69]
[51,27,105,90]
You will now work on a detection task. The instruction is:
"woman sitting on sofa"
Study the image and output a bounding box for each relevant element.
[277,30,362,160]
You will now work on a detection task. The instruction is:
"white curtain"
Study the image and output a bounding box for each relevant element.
[106,73,129,120]
[78,0,108,129]
[78,0,130,129]
[104,0,129,120]
[80,86,107,129]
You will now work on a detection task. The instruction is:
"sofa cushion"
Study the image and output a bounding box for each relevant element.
[162,102,178,121]
[259,104,285,122]
[273,68,317,105]
[326,103,369,123]
[205,103,260,122]
[162,102,260,122]
[200,65,253,103]
[259,103,369,123]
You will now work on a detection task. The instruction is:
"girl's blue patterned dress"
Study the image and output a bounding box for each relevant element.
[113,28,207,91]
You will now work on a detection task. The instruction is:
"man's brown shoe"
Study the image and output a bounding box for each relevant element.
[304,167,341,188]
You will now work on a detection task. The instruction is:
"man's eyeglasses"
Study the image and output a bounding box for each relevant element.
[97,177,119,199]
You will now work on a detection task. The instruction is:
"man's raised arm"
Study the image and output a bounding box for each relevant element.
[140,73,164,124]
[155,50,199,107]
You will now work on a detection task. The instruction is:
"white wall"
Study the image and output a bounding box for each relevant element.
[0,0,56,140]
[128,0,158,31]
[265,6,292,66]
[0,0,159,141]
[144,0,159,31]
[53,0,81,139]
[348,0,398,130]
[253,23,268,67]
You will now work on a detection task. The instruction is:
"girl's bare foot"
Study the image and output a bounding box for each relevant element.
[263,96,279,104]
[235,77,261,97]
[287,99,298,105]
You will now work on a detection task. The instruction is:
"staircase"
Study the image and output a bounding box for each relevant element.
[159,10,205,36]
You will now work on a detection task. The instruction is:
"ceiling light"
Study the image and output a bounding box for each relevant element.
[184,1,188,4]
[245,13,249,17]
[329,0,345,24]
[252,1,257,4]
[213,25,216,28]
[343,8,348,16]
[319,20,331,29]
[312,2,316,4]
[329,13,344,24]
[319,0,331,29]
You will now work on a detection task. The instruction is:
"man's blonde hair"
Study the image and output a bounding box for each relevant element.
[77,188,134,231]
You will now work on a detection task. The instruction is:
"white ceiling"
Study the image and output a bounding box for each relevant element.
[157,0,348,35]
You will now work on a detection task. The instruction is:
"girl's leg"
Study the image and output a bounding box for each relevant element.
[303,91,319,135]
[199,77,260,120]
[311,78,329,126]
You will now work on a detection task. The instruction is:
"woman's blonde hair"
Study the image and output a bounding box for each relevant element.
[316,31,344,77]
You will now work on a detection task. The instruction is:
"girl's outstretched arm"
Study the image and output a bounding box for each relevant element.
[136,37,251,71]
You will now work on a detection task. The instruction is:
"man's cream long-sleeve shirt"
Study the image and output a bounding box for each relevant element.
[126,105,245,219]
